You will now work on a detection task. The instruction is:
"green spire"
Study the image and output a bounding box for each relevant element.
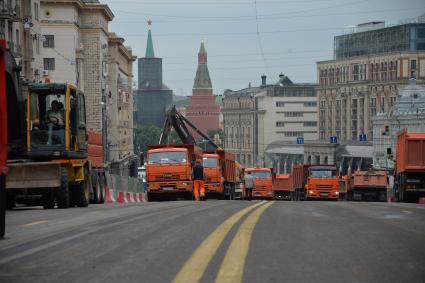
[145,25,155,58]
[199,40,206,54]
[194,40,212,89]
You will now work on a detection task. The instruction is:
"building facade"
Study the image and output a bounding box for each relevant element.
[317,17,425,143]
[372,80,425,170]
[39,0,137,175]
[223,74,318,167]
[107,32,137,175]
[134,23,172,128]
[186,41,220,135]
[1,0,43,81]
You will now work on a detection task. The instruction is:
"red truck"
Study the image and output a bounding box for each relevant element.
[395,130,425,202]
[202,149,236,199]
[146,144,203,201]
[346,170,388,201]
[243,167,274,199]
[0,39,7,237]
[272,174,294,200]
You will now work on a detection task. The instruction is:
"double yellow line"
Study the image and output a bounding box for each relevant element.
[173,201,274,283]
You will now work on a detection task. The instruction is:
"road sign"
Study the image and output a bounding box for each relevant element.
[330,136,338,144]
[296,137,304,145]
[359,134,367,141]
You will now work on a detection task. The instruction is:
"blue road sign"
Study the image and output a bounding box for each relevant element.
[359,134,367,142]
[296,137,304,145]
[330,136,338,144]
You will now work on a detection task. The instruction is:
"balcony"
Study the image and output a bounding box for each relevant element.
[0,2,20,21]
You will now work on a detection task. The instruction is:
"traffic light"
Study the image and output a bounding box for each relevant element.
[382,125,390,136]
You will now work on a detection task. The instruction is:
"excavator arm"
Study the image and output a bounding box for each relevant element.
[159,106,218,151]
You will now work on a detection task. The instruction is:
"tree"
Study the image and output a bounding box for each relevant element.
[134,124,162,153]
[207,128,224,147]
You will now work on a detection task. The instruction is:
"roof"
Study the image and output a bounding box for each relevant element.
[193,41,212,89]
[145,29,155,58]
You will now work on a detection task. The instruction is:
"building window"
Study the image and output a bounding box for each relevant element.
[43,58,55,70]
[353,65,359,81]
[284,112,304,117]
[43,35,55,48]
[275,102,285,107]
[390,96,396,107]
[370,97,376,117]
[304,102,317,107]
[380,96,385,113]
[276,121,285,127]
[304,122,317,127]
[410,59,417,79]
[34,3,39,21]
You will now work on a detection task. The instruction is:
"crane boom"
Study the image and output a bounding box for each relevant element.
[159,106,218,150]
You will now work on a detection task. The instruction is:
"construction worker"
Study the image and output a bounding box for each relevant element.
[244,171,254,201]
[193,159,205,201]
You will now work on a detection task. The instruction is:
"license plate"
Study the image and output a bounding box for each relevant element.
[162,187,174,191]
[255,192,261,196]
[320,193,328,197]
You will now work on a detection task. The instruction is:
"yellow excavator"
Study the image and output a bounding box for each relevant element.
[6,82,92,209]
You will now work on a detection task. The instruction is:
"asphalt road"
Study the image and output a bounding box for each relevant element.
[0,200,424,283]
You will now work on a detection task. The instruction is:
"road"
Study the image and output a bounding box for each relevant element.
[0,200,425,283]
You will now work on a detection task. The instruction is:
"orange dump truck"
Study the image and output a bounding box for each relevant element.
[395,130,425,202]
[202,149,236,199]
[146,144,202,201]
[292,165,309,200]
[243,167,274,199]
[304,165,339,200]
[346,170,388,201]
[272,174,294,200]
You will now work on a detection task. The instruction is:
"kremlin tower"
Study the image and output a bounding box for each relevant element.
[186,41,220,135]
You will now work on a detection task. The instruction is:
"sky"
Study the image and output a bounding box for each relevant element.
[103,0,425,96]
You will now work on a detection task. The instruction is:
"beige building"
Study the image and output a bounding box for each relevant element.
[107,32,136,175]
[39,0,137,175]
[223,74,318,167]
[317,18,425,143]
[1,0,43,80]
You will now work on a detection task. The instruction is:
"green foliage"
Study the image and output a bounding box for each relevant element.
[134,124,162,153]
[207,128,224,147]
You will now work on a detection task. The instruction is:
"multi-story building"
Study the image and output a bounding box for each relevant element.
[223,74,318,167]
[317,16,425,142]
[372,80,425,170]
[107,32,137,175]
[39,0,137,175]
[1,0,43,81]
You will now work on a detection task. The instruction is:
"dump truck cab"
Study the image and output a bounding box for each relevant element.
[244,167,274,199]
[305,165,339,200]
[202,153,223,196]
[146,144,201,200]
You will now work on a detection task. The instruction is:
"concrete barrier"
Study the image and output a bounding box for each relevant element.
[105,173,147,203]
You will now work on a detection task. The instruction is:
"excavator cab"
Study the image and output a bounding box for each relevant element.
[26,83,87,160]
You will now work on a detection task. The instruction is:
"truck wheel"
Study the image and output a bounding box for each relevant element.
[92,177,101,204]
[76,175,90,207]
[56,167,70,209]
[6,192,16,210]
[43,189,55,209]
[0,176,6,238]
[98,175,105,204]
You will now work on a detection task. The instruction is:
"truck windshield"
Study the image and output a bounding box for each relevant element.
[148,152,187,165]
[203,157,218,168]
[30,92,65,149]
[249,171,271,179]
[310,169,337,178]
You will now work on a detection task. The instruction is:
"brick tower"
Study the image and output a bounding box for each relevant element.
[186,41,220,136]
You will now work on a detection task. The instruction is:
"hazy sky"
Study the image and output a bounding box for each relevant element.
[103,0,425,96]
